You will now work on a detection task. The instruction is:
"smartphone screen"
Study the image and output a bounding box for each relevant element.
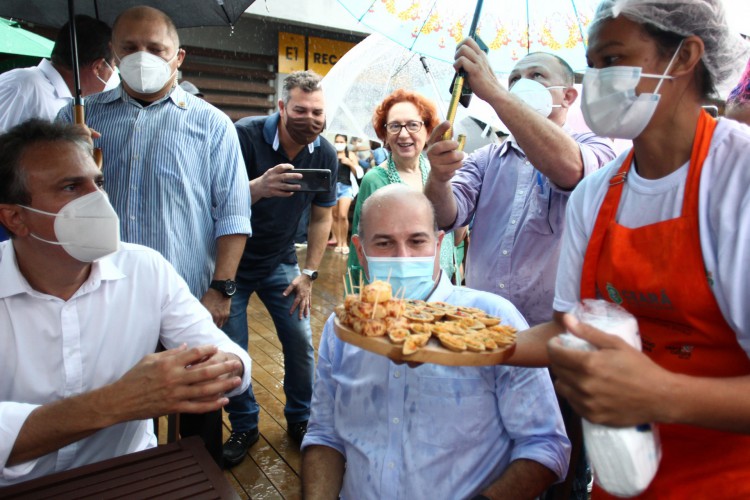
[285,169,331,193]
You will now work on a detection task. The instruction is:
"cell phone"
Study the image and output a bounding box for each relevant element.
[284,169,331,193]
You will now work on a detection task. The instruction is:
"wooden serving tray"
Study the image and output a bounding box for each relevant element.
[333,316,516,366]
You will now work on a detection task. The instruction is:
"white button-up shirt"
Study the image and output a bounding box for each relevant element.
[0,242,251,486]
[0,59,72,133]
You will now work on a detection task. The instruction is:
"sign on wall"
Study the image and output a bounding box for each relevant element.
[278,32,355,76]
[278,32,305,74]
[307,36,355,76]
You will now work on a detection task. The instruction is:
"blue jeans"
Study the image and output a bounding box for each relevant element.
[222,262,314,432]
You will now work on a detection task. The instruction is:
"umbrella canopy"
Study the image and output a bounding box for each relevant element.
[323,34,500,154]
[0,17,54,57]
[0,0,255,29]
[338,0,599,74]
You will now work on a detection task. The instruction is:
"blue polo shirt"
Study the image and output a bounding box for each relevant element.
[235,112,337,281]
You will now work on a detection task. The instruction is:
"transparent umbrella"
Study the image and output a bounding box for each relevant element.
[323,34,501,153]
[338,0,600,75]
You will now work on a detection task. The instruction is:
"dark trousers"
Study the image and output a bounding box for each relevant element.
[179,411,224,467]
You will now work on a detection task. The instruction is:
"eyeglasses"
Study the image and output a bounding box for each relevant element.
[385,120,424,134]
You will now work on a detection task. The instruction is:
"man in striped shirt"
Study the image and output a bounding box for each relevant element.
[58,6,251,323]
[57,6,252,463]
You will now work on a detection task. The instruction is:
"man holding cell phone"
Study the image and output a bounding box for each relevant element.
[223,71,338,466]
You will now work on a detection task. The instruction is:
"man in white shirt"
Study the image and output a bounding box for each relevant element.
[0,15,115,134]
[0,119,252,486]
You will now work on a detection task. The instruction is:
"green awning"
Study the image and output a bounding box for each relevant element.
[0,17,54,58]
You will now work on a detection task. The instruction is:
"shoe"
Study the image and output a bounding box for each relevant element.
[334,246,342,253]
[222,429,259,468]
[341,247,350,255]
[294,242,307,249]
[287,420,308,444]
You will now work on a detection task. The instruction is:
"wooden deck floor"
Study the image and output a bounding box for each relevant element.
[221,245,347,499]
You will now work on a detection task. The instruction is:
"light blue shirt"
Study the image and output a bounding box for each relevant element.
[303,274,570,500]
[58,85,252,297]
[450,131,615,326]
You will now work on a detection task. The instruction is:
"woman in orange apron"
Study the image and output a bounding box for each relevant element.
[531,0,750,498]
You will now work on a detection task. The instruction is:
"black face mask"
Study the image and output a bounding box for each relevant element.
[284,114,325,146]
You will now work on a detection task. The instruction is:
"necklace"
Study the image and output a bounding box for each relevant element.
[386,154,429,186]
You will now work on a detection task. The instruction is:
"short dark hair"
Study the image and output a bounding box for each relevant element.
[0,119,93,209]
[51,15,112,69]
[282,71,323,105]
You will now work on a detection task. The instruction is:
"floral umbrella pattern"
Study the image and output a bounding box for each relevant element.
[338,0,600,73]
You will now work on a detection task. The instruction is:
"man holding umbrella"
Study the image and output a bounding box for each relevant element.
[425,39,616,497]
[57,6,252,462]
[0,15,115,134]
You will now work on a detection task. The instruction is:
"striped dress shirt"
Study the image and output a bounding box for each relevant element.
[58,85,252,297]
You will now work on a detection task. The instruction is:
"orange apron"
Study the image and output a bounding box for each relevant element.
[580,111,750,499]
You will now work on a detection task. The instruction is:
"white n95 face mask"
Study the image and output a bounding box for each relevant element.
[581,41,682,139]
[19,190,121,262]
[509,78,565,117]
[117,50,177,94]
[96,60,120,92]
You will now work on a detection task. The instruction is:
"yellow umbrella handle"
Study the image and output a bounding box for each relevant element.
[442,74,465,140]
[74,103,103,168]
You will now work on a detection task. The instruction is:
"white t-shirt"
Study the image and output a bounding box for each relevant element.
[554,118,750,357]
[0,242,252,485]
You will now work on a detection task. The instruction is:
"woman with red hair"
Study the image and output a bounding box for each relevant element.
[346,89,459,288]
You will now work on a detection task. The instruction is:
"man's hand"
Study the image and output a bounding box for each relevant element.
[454,37,504,102]
[200,288,231,328]
[426,121,465,183]
[181,350,245,402]
[283,273,313,319]
[112,344,243,420]
[251,164,302,201]
[548,314,667,427]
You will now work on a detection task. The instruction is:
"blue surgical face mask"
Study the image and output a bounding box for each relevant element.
[363,247,437,300]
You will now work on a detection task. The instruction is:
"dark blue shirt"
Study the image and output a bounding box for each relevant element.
[235,113,337,281]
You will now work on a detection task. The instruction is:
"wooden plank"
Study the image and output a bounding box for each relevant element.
[222,245,348,498]
[180,61,275,80]
[182,46,276,66]
[224,109,269,122]
[184,76,275,95]
[206,94,275,108]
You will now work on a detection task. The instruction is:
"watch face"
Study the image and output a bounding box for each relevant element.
[310,271,318,280]
[225,280,237,296]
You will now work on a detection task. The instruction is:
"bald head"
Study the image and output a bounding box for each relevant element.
[113,6,179,47]
[353,184,443,284]
[510,52,575,88]
[358,184,437,240]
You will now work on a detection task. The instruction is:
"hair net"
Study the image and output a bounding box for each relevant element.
[591,0,750,94]
[727,58,750,107]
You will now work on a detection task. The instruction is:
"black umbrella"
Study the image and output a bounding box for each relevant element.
[0,0,255,134]
[0,1,254,30]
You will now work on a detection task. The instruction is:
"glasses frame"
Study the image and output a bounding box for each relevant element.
[385,120,424,135]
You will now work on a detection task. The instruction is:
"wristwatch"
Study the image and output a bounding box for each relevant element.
[209,279,237,297]
[302,269,319,281]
